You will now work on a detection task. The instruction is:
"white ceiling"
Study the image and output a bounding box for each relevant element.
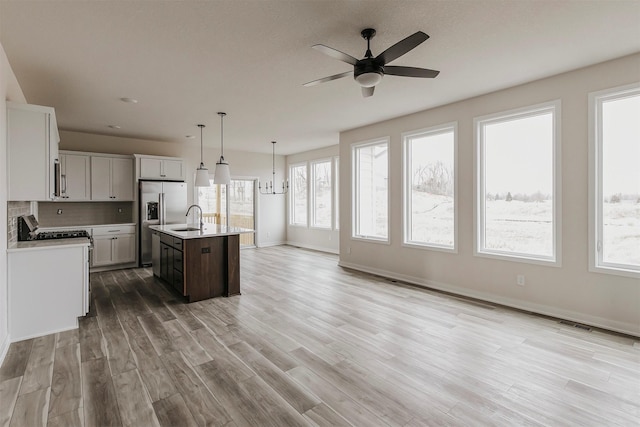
[1,1,639,155]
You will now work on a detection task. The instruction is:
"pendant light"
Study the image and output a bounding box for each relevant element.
[214,112,231,185]
[259,141,288,195]
[194,124,210,187]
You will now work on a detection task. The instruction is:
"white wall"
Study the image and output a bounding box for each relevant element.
[339,53,640,336]
[286,145,340,254]
[1,40,27,362]
[59,130,286,247]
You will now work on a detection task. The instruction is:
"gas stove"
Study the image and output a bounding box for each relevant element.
[35,230,91,240]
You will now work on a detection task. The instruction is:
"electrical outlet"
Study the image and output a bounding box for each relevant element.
[347,246,351,254]
[516,275,525,286]
[57,209,63,215]
[118,208,123,213]
[267,231,271,238]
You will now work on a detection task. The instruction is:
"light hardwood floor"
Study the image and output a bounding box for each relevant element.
[1,245,639,426]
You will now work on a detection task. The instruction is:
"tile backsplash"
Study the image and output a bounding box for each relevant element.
[38,202,135,227]
[7,201,31,244]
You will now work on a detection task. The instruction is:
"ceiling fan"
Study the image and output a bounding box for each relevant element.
[303,28,440,97]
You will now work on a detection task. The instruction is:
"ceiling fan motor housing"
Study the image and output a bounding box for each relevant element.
[354,59,384,87]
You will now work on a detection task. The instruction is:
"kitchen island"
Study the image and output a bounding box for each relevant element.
[149,224,252,302]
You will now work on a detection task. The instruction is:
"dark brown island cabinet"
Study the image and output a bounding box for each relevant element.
[158,231,240,302]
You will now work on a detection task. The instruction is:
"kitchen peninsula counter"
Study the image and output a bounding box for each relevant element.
[150,224,253,302]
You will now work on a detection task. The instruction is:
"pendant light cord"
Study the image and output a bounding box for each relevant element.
[218,112,226,161]
[199,124,204,165]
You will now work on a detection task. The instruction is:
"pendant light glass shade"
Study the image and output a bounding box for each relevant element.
[214,112,231,185]
[194,124,210,187]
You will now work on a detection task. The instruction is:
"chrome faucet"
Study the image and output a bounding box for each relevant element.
[185,204,204,230]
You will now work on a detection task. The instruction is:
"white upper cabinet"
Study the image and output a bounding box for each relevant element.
[7,102,60,201]
[137,155,185,181]
[60,152,90,201]
[90,155,134,201]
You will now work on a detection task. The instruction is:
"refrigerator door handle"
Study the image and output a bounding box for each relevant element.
[160,192,165,225]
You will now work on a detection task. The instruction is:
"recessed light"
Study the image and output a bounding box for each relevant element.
[120,97,138,104]
[108,125,121,129]
[185,135,195,139]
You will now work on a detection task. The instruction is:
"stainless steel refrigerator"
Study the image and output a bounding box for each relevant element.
[139,181,187,267]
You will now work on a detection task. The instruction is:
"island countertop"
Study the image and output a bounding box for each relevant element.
[149,223,254,240]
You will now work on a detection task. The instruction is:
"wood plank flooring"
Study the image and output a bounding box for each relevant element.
[1,245,639,426]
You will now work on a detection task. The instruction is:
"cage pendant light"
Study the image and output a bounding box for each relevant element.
[214,112,231,185]
[194,124,210,187]
[259,141,288,195]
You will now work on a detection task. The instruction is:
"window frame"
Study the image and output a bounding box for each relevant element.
[588,83,640,278]
[474,100,562,266]
[334,156,340,231]
[351,137,390,244]
[288,162,309,227]
[402,122,458,253]
[310,158,333,230]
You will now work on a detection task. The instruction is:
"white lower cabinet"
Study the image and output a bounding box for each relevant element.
[91,225,136,267]
[8,243,89,341]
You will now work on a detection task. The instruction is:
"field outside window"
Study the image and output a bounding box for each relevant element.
[404,124,456,250]
[476,102,559,263]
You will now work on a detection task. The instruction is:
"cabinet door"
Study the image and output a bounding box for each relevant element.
[162,160,184,180]
[61,154,90,201]
[92,235,114,266]
[91,156,112,201]
[7,107,50,201]
[113,234,136,264]
[140,158,163,179]
[111,158,134,200]
[160,243,172,283]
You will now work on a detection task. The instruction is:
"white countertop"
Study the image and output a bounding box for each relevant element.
[150,224,254,240]
[8,237,91,252]
[38,223,136,231]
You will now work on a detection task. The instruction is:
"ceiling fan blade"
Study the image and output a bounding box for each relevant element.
[375,31,429,65]
[303,71,352,87]
[361,86,375,98]
[384,66,440,78]
[312,44,358,65]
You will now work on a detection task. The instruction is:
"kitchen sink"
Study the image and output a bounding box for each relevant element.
[172,227,201,232]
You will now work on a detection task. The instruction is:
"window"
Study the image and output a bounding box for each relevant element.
[590,84,640,277]
[403,123,456,250]
[334,157,340,230]
[352,138,389,241]
[197,179,256,247]
[289,163,307,226]
[475,101,560,264]
[311,160,332,228]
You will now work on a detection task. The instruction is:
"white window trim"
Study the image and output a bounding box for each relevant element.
[401,122,458,253]
[333,156,340,231]
[474,100,562,266]
[288,162,309,228]
[588,82,640,278]
[310,158,333,230]
[351,137,391,244]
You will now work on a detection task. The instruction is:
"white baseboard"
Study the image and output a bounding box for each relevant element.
[0,333,11,366]
[338,260,640,337]
[257,240,286,248]
[286,241,339,255]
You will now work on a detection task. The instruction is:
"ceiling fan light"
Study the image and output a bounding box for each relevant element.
[195,164,210,187]
[355,71,383,88]
[214,160,231,185]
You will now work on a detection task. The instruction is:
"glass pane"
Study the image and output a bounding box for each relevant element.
[291,165,307,225]
[198,179,222,225]
[313,161,332,228]
[355,142,388,239]
[483,112,554,257]
[407,130,455,247]
[601,94,640,267]
[228,179,255,246]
